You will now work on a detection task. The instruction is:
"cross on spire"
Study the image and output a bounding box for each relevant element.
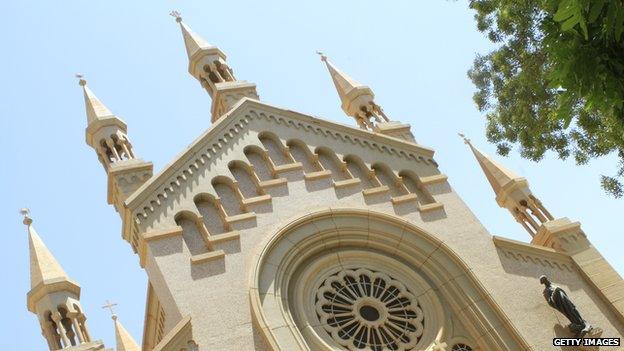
[458,132,471,145]
[170,10,182,23]
[102,300,118,320]
[316,51,327,62]
[75,73,87,87]
[20,208,32,226]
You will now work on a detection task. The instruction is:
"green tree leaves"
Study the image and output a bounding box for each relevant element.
[554,0,588,38]
[468,0,624,197]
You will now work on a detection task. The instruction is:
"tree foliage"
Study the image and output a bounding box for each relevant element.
[467,0,624,197]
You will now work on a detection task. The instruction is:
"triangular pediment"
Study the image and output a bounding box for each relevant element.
[127,100,435,209]
[121,98,451,254]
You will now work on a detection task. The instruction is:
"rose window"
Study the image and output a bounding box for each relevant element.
[315,268,424,351]
[451,343,473,351]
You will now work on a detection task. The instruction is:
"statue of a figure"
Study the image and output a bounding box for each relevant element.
[540,275,592,336]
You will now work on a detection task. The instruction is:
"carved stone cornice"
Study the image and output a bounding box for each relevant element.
[493,235,574,272]
[123,99,438,228]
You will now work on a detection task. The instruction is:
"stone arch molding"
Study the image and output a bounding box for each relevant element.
[250,209,528,350]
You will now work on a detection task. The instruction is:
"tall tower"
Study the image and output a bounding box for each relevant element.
[462,137,624,321]
[319,54,416,142]
[81,78,153,215]
[172,12,259,122]
[22,209,109,351]
[460,134,553,236]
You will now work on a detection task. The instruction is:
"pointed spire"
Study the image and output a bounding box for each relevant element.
[459,133,521,195]
[171,11,259,122]
[103,301,140,351]
[21,209,71,289]
[317,53,404,135]
[77,76,114,123]
[318,52,365,102]
[114,319,141,351]
[459,134,554,237]
[171,11,213,59]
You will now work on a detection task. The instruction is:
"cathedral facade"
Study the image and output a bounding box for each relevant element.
[23,14,624,351]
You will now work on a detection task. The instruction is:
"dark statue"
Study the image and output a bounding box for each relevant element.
[540,275,592,336]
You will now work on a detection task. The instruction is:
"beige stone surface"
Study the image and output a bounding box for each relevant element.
[115,317,141,351]
[23,213,110,350]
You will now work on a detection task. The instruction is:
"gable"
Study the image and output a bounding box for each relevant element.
[123,99,444,236]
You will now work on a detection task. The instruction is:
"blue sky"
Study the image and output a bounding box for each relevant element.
[2,1,622,349]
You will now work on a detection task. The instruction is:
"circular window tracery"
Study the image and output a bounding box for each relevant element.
[315,268,424,351]
[451,343,473,351]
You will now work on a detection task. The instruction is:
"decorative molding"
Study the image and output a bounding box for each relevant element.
[420,174,448,185]
[125,99,439,224]
[190,250,225,265]
[493,235,574,272]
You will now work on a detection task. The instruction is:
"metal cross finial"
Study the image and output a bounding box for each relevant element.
[170,10,182,23]
[102,300,118,320]
[20,208,32,226]
[316,51,328,62]
[75,73,87,87]
[458,132,471,145]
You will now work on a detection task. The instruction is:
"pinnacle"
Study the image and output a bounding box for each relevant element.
[462,136,521,195]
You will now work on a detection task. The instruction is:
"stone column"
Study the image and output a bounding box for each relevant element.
[106,139,121,162]
[78,314,91,342]
[68,313,85,344]
[51,312,70,348]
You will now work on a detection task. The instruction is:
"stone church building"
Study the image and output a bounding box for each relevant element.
[22,14,624,351]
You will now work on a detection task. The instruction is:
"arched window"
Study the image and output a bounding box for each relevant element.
[194,194,228,236]
[244,146,274,181]
[372,163,407,197]
[258,132,291,166]
[316,147,349,181]
[211,177,244,216]
[344,155,377,189]
[399,171,435,206]
[228,161,261,198]
[287,140,321,173]
[174,212,206,256]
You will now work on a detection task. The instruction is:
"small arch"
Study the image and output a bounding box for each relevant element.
[315,147,349,181]
[99,139,115,163]
[58,306,77,346]
[211,176,244,216]
[244,145,274,180]
[344,155,376,189]
[174,211,207,256]
[44,310,63,349]
[228,160,262,198]
[202,64,221,83]
[194,193,228,236]
[258,131,291,165]
[110,134,129,160]
[286,139,321,173]
[399,170,436,205]
[372,163,407,197]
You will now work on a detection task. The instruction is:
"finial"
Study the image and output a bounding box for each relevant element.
[170,10,182,23]
[458,132,471,145]
[20,208,32,226]
[316,51,328,62]
[102,300,118,320]
[75,73,87,87]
